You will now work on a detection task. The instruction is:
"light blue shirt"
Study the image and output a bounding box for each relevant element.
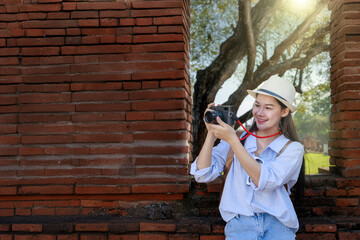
[190,134,304,232]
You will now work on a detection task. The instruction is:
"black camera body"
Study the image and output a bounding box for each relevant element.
[204,105,235,125]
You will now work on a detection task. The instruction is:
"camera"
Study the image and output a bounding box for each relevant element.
[204,105,235,125]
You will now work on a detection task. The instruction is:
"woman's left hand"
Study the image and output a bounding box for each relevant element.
[206,117,237,143]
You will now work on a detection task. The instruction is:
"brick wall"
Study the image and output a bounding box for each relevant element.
[0,0,191,215]
[329,0,360,178]
[0,0,359,239]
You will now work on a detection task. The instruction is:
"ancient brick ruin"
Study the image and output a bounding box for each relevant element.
[0,0,358,239]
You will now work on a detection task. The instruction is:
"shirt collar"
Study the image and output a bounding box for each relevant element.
[244,133,289,155]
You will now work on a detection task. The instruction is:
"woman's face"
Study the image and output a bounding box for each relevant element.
[252,94,289,132]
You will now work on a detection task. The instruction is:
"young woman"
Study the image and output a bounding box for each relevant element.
[190,76,304,240]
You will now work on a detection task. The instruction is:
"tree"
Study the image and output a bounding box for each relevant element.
[294,81,331,146]
[191,0,331,156]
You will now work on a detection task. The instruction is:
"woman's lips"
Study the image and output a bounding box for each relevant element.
[256,118,267,124]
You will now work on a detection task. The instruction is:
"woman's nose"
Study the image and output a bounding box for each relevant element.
[256,107,265,116]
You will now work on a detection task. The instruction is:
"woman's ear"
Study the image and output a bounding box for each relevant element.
[281,108,290,118]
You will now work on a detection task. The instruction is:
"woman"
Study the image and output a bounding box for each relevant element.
[190,76,304,240]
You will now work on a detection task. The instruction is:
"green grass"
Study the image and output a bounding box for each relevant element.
[305,153,332,175]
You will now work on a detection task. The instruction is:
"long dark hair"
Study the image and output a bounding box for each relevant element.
[240,98,305,206]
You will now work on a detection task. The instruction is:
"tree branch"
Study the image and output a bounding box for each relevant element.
[240,0,256,82]
[257,42,330,82]
[256,0,330,73]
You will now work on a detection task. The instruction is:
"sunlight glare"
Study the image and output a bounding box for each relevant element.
[288,0,315,13]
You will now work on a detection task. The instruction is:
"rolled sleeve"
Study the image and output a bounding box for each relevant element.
[251,142,304,192]
[190,140,230,183]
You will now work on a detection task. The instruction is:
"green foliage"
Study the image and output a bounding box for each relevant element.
[190,0,238,85]
[294,80,331,144]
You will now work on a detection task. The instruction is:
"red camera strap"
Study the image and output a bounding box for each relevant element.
[237,120,281,141]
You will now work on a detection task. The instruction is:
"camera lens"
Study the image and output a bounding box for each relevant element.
[205,111,217,124]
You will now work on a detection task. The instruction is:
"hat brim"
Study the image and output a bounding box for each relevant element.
[247,90,297,112]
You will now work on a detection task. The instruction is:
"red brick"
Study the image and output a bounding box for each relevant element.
[75,186,131,194]
[82,36,100,44]
[133,26,157,34]
[109,235,138,240]
[158,26,184,33]
[32,207,56,216]
[140,222,176,232]
[132,70,185,80]
[75,123,128,133]
[338,232,360,240]
[71,82,122,91]
[131,9,182,18]
[124,82,141,90]
[305,224,337,232]
[19,93,71,104]
[12,224,42,232]
[75,223,109,232]
[72,92,128,102]
[47,12,70,19]
[154,16,183,25]
[15,208,32,216]
[21,20,77,29]
[18,185,74,195]
[74,133,133,143]
[336,198,359,207]
[62,2,76,11]
[0,224,10,231]
[71,11,98,19]
[72,112,125,122]
[77,2,129,10]
[100,35,116,43]
[0,186,17,195]
[132,1,182,9]
[22,47,60,56]
[348,187,360,196]
[100,18,118,27]
[126,112,154,121]
[57,235,79,240]
[78,19,99,27]
[75,103,131,112]
[326,188,347,196]
[132,184,189,193]
[120,18,135,26]
[136,18,152,26]
[129,89,185,100]
[139,233,167,240]
[168,234,198,240]
[200,237,225,240]
[19,124,74,135]
[19,4,61,12]
[99,10,130,18]
[132,100,185,111]
[133,34,183,43]
[56,208,80,216]
[0,209,13,217]
[0,235,11,240]
[22,135,73,144]
[0,147,18,156]
[142,81,159,89]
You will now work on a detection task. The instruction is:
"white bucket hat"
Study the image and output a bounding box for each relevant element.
[247,75,297,112]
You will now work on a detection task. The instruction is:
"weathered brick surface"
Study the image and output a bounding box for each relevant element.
[0,0,191,204]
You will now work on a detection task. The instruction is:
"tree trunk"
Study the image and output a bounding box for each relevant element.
[192,0,282,157]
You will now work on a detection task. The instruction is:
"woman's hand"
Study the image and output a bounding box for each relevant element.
[206,116,238,144]
[203,103,216,136]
